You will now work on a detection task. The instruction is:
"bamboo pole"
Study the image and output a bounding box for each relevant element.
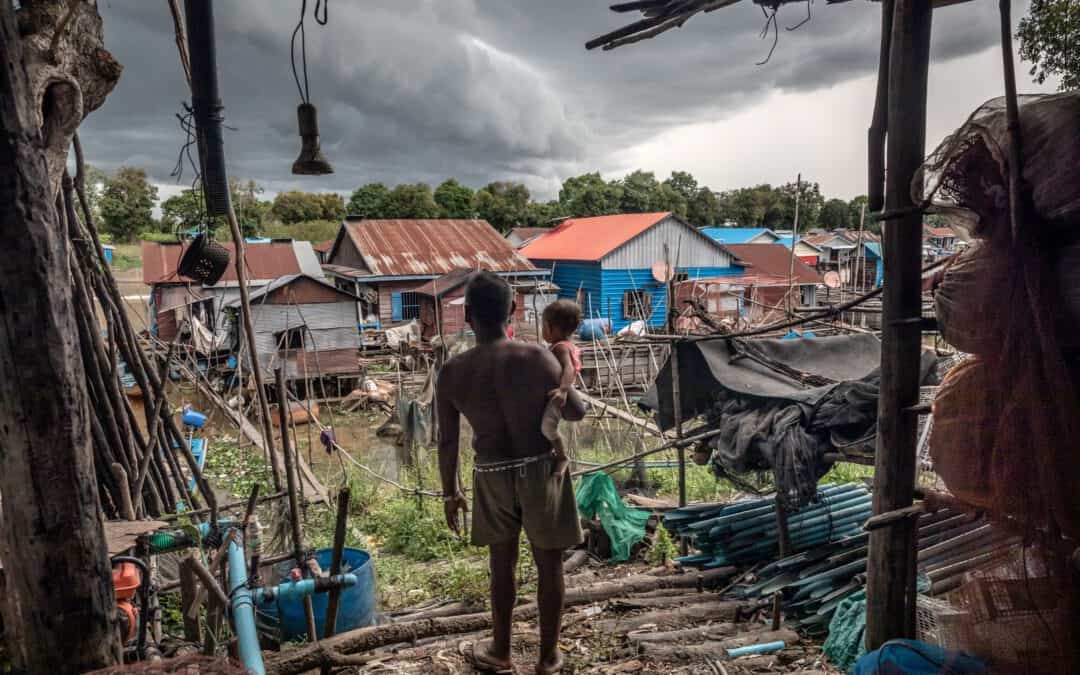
[275,367,319,643]
[865,0,934,650]
[321,487,352,675]
[786,173,802,318]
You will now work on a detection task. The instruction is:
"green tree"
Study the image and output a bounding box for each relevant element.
[272,191,343,224]
[687,187,721,228]
[848,195,869,228]
[663,171,699,203]
[81,164,108,223]
[347,183,390,217]
[473,181,531,232]
[231,178,271,236]
[559,172,622,217]
[159,189,205,234]
[779,181,824,230]
[819,198,852,230]
[718,185,782,227]
[433,179,475,218]
[524,200,561,228]
[618,170,662,213]
[1018,0,1080,91]
[383,183,442,219]
[262,220,340,243]
[99,167,158,241]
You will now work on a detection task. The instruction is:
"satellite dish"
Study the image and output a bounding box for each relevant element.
[652,261,674,283]
[823,271,841,289]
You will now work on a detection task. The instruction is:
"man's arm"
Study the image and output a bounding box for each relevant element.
[538,347,587,422]
[436,365,467,532]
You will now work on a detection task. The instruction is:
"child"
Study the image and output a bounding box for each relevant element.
[541,299,583,476]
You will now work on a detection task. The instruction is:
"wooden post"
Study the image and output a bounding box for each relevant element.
[865,0,933,651]
[786,173,802,317]
[275,367,319,643]
[664,245,686,512]
[0,4,121,670]
[854,203,867,294]
[321,487,351,675]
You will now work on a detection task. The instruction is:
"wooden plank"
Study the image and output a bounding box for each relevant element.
[105,519,170,556]
[579,391,665,438]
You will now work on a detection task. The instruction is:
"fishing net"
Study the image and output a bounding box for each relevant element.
[823,588,867,673]
[575,472,650,562]
[921,92,1080,667]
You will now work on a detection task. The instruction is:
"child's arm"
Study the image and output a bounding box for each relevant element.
[552,343,576,391]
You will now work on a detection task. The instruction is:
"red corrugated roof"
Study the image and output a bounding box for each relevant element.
[519,213,671,261]
[334,219,536,277]
[925,227,954,237]
[142,240,313,285]
[314,240,334,253]
[724,244,823,285]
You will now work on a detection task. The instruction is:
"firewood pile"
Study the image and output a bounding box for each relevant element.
[263,558,839,675]
[60,145,215,521]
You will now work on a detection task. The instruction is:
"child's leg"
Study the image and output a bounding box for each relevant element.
[541,399,570,476]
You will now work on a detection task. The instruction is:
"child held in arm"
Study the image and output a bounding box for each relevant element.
[541,300,583,476]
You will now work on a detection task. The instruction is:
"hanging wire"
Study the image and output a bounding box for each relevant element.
[290,0,328,104]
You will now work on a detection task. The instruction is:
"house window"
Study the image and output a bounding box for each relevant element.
[622,290,653,322]
[275,326,309,351]
[672,272,689,283]
[391,291,421,322]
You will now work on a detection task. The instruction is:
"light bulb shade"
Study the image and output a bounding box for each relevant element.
[292,102,334,175]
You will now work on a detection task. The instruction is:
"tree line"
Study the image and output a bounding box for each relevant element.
[89,166,879,244]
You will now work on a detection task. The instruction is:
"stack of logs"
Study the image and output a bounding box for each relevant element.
[61,140,215,522]
[262,557,831,675]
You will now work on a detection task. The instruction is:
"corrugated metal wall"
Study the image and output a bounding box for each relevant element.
[535,260,740,332]
[248,301,360,356]
[601,216,734,270]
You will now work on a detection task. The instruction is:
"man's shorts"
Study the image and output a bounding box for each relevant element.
[470,455,584,551]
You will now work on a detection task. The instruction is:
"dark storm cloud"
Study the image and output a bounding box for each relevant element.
[80,0,1004,198]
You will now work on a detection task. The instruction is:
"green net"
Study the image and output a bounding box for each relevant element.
[575,473,650,562]
[823,589,867,673]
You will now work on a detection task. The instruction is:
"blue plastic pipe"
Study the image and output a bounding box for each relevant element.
[726,640,786,657]
[254,574,358,605]
[227,537,265,675]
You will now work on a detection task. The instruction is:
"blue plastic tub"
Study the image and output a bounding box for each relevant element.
[578,318,612,340]
[263,548,378,641]
[182,408,207,428]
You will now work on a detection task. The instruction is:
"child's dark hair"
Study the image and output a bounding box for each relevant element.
[543,299,582,337]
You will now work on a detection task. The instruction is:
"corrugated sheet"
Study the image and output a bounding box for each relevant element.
[520,213,670,262]
[335,219,536,277]
[142,240,322,285]
[602,216,736,270]
[247,302,359,355]
[535,260,739,332]
[724,244,823,286]
[700,228,779,244]
[255,347,361,378]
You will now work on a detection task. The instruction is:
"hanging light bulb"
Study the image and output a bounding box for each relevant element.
[292,102,333,175]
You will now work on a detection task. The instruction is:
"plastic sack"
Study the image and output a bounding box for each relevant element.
[575,473,650,562]
[929,358,999,510]
[854,639,986,675]
[931,243,1009,355]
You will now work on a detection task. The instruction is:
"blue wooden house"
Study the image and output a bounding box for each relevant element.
[520,212,743,332]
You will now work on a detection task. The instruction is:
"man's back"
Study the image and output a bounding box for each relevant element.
[441,339,558,463]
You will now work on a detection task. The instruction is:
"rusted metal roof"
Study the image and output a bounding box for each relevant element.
[724,244,823,286]
[519,212,671,262]
[413,269,475,298]
[332,218,536,277]
[314,240,335,252]
[142,240,322,285]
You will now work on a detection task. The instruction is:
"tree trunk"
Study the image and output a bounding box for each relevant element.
[0,2,121,671]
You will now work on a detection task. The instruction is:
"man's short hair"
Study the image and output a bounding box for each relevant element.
[465,271,513,325]
[542,299,582,336]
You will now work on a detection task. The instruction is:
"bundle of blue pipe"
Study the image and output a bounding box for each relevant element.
[665,483,872,569]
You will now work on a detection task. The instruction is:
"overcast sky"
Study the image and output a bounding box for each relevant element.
[81,0,1058,203]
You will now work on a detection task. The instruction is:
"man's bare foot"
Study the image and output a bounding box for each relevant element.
[535,651,564,675]
[460,639,515,674]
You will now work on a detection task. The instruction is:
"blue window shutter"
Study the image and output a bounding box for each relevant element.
[391,292,403,322]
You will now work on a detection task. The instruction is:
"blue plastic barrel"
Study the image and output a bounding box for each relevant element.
[265,548,378,641]
[578,318,611,340]
[182,407,207,428]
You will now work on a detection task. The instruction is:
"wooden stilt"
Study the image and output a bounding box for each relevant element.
[865,0,934,650]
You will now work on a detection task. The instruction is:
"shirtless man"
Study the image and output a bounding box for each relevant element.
[437,272,586,675]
